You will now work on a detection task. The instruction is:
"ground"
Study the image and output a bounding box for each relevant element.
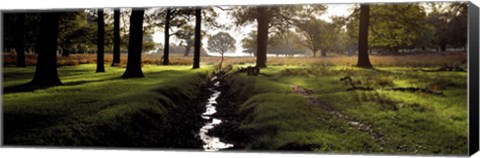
[1,53,468,155]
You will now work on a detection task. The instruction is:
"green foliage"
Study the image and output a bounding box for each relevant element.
[424,2,468,50]
[344,2,467,52]
[295,18,339,56]
[229,4,326,33]
[369,4,427,51]
[207,32,236,55]
[268,31,308,56]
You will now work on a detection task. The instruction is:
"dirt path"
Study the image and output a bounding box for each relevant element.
[290,85,385,145]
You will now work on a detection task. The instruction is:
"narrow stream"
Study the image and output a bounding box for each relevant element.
[198,76,234,151]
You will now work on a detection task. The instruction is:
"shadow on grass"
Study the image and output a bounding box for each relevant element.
[3,77,122,94]
[3,112,64,145]
[3,70,189,94]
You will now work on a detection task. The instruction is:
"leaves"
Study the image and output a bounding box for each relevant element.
[207,32,236,55]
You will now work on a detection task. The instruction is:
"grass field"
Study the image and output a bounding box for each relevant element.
[3,64,212,147]
[1,52,468,155]
[218,65,467,155]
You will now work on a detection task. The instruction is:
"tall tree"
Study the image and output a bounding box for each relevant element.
[193,8,201,69]
[15,13,26,67]
[30,13,62,86]
[230,5,326,67]
[122,9,145,78]
[112,9,121,66]
[207,32,236,69]
[255,7,269,68]
[96,9,105,72]
[163,8,172,65]
[357,4,373,68]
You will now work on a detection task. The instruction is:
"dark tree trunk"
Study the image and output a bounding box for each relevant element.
[112,9,121,66]
[15,13,26,67]
[163,8,171,65]
[321,50,327,57]
[193,8,201,69]
[122,9,144,78]
[312,48,317,57]
[357,4,373,69]
[256,7,269,68]
[30,13,62,86]
[96,9,105,73]
[219,54,224,69]
[440,43,447,52]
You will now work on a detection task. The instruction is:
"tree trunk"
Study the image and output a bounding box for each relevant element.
[219,54,224,69]
[30,13,62,86]
[256,7,269,68]
[184,46,191,56]
[357,4,373,69]
[312,48,317,57]
[122,9,144,78]
[440,43,447,52]
[15,13,26,67]
[112,9,121,66]
[321,50,327,57]
[96,9,105,73]
[193,8,201,69]
[163,8,171,65]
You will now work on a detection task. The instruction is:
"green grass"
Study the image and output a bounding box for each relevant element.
[3,64,212,146]
[1,53,469,155]
[224,65,468,155]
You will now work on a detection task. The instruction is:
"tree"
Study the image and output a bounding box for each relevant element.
[357,4,373,68]
[15,13,26,67]
[368,4,426,52]
[30,13,62,86]
[268,31,307,57]
[207,32,236,68]
[57,11,95,55]
[230,5,326,67]
[425,2,468,51]
[152,7,218,65]
[112,9,121,66]
[96,9,105,72]
[122,9,145,78]
[256,7,269,68]
[3,13,41,54]
[447,2,467,49]
[143,33,156,52]
[175,25,195,56]
[295,18,338,57]
[193,8,201,69]
[163,8,172,65]
[241,31,258,56]
[344,4,437,53]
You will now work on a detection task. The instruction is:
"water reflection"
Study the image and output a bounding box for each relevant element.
[199,80,234,151]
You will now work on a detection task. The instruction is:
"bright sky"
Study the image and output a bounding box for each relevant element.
[152,4,355,56]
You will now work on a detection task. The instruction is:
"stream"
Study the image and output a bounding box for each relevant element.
[198,76,234,151]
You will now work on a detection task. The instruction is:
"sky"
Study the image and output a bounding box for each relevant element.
[152,4,355,56]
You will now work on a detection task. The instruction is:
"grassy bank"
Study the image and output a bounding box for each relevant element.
[3,64,211,147]
[219,65,467,155]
